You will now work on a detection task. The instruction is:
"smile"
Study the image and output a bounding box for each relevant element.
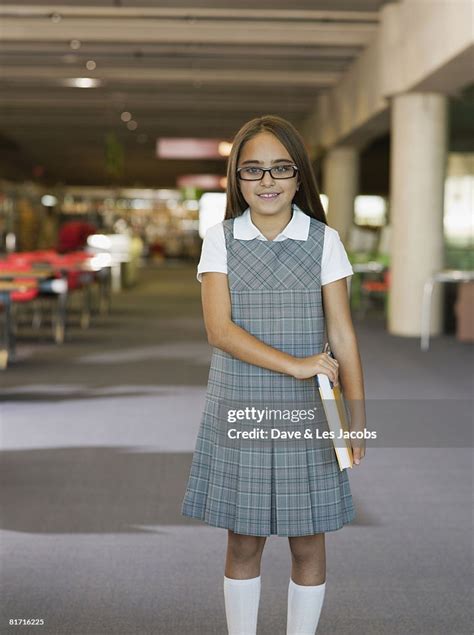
[258,193,280,199]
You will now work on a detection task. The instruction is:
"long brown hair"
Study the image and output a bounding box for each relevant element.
[224,115,327,223]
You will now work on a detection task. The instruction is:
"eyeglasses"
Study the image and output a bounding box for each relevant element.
[237,165,299,181]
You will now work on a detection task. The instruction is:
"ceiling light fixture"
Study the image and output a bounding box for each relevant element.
[157,138,227,159]
[63,77,101,88]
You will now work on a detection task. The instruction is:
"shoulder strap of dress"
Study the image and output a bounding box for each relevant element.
[307,216,326,252]
[307,215,320,235]
[222,218,234,250]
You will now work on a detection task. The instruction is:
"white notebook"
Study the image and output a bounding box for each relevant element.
[315,350,354,471]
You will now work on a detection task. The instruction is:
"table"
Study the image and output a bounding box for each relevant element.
[0,269,68,343]
[420,269,474,351]
[0,280,37,369]
[0,263,110,338]
[0,269,55,279]
[0,256,113,344]
[53,261,112,322]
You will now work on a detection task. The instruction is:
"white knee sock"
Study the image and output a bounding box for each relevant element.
[223,575,261,635]
[286,578,326,635]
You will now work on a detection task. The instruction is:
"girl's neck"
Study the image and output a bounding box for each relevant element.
[249,206,293,241]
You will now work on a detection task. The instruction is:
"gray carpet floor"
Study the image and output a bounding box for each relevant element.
[1,262,472,635]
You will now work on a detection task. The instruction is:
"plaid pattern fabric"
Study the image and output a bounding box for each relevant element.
[181,212,355,536]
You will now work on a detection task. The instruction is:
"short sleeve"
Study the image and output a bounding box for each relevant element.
[321,225,353,286]
[196,222,228,282]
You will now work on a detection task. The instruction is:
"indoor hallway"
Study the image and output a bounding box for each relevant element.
[1,263,472,634]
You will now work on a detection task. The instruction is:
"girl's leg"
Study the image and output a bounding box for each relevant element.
[225,529,267,579]
[286,534,326,635]
[223,530,266,634]
[288,533,326,585]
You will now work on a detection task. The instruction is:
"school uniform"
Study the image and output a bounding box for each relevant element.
[181,204,356,536]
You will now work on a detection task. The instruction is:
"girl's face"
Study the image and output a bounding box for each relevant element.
[237,132,299,218]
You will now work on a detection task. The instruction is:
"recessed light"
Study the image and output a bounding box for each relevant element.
[41,195,58,206]
[62,77,101,88]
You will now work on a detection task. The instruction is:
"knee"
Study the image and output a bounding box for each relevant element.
[227,531,266,562]
[289,534,324,563]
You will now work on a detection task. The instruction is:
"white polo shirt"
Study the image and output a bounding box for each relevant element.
[197,205,353,285]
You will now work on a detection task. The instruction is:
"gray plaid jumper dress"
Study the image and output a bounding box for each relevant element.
[181,213,356,536]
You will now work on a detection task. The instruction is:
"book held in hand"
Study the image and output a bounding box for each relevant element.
[314,345,354,471]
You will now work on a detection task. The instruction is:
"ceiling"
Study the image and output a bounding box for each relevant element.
[1,1,398,187]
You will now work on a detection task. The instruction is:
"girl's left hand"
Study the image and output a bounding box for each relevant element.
[348,411,366,466]
[352,443,366,466]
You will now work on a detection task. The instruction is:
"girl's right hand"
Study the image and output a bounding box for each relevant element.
[290,353,339,385]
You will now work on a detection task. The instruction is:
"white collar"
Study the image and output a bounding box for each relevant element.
[233,204,310,241]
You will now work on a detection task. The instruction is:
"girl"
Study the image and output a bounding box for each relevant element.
[181,115,366,635]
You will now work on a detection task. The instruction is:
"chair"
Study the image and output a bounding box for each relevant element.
[359,270,391,317]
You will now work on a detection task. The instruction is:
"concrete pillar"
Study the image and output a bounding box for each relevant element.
[322,146,358,244]
[389,92,448,337]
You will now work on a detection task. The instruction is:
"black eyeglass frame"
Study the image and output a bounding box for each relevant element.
[236,165,299,181]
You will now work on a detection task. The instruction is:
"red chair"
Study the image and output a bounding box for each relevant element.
[7,250,91,291]
[31,251,95,328]
[4,250,98,336]
[3,252,77,342]
[0,261,39,303]
[58,221,96,253]
[360,270,391,316]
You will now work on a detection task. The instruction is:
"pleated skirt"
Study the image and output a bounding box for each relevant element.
[181,397,356,536]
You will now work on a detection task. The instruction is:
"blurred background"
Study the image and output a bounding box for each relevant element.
[0,2,473,634]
